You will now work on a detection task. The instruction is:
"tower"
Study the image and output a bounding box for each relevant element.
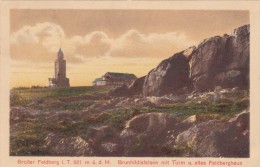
[48,49,70,87]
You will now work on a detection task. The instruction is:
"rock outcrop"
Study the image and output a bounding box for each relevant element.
[189,25,249,92]
[143,52,191,96]
[109,24,249,97]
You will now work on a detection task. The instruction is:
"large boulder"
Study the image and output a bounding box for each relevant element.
[120,113,179,156]
[189,25,249,92]
[175,120,228,157]
[122,113,178,135]
[86,125,122,156]
[175,111,249,157]
[143,52,191,96]
[222,110,249,157]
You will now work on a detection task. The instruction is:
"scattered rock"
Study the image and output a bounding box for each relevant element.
[10,107,36,124]
[86,98,121,112]
[87,125,114,142]
[115,98,132,108]
[101,142,119,154]
[45,134,93,156]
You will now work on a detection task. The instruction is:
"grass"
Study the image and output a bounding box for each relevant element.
[12,86,113,101]
[10,86,113,111]
[10,120,49,155]
[126,100,249,121]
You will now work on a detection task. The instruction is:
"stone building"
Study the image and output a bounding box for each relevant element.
[93,72,137,86]
[48,49,70,87]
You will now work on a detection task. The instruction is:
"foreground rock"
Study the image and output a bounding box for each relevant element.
[117,113,199,157]
[116,110,249,157]
[121,113,178,138]
[45,133,93,156]
[120,113,179,156]
[175,111,249,157]
[10,103,249,157]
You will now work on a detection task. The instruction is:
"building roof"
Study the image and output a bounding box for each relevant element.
[105,72,137,79]
[92,77,105,83]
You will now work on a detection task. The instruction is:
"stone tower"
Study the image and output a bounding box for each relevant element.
[48,49,70,87]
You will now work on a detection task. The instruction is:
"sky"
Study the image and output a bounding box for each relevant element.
[10,10,249,87]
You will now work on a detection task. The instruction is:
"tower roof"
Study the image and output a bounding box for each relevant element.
[57,48,64,59]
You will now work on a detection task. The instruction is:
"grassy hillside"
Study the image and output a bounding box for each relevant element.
[10,86,249,156]
[13,86,113,100]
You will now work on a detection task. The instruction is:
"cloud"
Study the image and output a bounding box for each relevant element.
[109,29,194,58]
[11,22,65,51]
[10,22,65,62]
[68,31,111,59]
[10,22,196,64]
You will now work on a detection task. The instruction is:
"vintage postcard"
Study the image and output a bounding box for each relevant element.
[1,1,260,167]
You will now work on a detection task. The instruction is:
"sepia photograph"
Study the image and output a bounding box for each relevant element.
[1,1,260,167]
[9,9,250,157]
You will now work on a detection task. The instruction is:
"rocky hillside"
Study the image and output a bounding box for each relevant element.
[10,87,249,157]
[10,25,250,157]
[111,24,249,97]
